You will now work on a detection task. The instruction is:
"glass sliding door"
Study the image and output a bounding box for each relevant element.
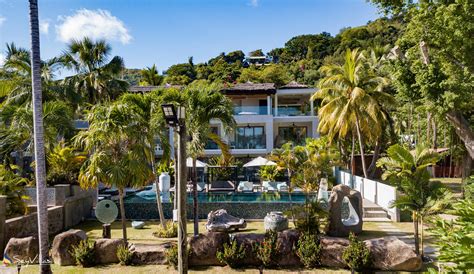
[233,126,266,149]
[277,126,307,147]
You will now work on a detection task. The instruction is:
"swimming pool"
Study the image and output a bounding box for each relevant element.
[124,190,318,203]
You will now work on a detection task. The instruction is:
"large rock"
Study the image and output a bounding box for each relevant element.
[327,184,363,237]
[366,237,422,271]
[206,209,247,232]
[320,236,349,268]
[276,230,301,266]
[130,243,168,265]
[51,229,87,266]
[234,233,265,266]
[188,232,229,266]
[94,238,125,264]
[4,236,39,264]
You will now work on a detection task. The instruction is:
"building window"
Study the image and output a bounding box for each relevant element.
[277,126,307,147]
[233,126,266,149]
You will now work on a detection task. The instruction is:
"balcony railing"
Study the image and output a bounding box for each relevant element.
[231,138,266,150]
[233,106,269,115]
[274,106,311,116]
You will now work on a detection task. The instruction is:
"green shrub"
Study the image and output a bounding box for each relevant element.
[153,221,178,238]
[216,238,246,268]
[117,244,133,266]
[292,200,328,235]
[0,164,29,217]
[165,244,179,269]
[342,232,371,271]
[296,232,322,268]
[253,230,280,267]
[69,240,96,267]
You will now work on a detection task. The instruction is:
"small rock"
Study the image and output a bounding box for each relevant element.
[94,238,125,264]
[132,221,145,229]
[4,236,39,264]
[51,229,87,266]
[366,236,422,271]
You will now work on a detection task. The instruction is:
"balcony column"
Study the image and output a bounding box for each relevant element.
[267,95,271,115]
[310,97,314,116]
[266,119,274,153]
[274,94,278,116]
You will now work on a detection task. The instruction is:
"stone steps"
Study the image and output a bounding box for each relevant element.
[363,200,390,221]
[364,210,390,218]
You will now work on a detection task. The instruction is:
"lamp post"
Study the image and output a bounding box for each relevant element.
[161,104,188,274]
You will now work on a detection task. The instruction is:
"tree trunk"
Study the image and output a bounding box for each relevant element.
[351,134,355,175]
[28,1,51,273]
[355,116,368,178]
[367,140,381,179]
[426,112,431,146]
[420,216,424,258]
[432,118,437,149]
[413,212,420,256]
[446,110,474,159]
[287,168,295,224]
[118,188,128,243]
[152,161,166,229]
[192,157,199,236]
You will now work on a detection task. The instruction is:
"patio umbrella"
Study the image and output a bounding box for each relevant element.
[243,156,276,167]
[172,157,208,168]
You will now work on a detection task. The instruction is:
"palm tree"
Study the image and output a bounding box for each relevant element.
[377,144,450,256]
[75,102,154,242]
[312,48,393,178]
[60,38,128,104]
[28,0,51,272]
[140,64,163,86]
[185,83,235,236]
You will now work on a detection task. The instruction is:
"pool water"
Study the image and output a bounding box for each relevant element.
[124,190,317,203]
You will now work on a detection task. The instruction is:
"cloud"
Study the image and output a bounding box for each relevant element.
[0,16,5,27]
[40,19,50,34]
[0,53,5,67]
[56,9,131,44]
[249,0,259,7]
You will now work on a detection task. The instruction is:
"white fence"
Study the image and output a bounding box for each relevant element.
[334,168,399,221]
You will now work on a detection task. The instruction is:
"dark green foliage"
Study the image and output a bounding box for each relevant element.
[253,230,280,267]
[165,244,179,269]
[69,240,96,267]
[295,232,322,268]
[117,244,133,266]
[280,33,335,63]
[0,165,29,217]
[342,232,371,271]
[216,238,246,268]
[292,201,328,235]
[249,49,265,57]
[121,68,142,85]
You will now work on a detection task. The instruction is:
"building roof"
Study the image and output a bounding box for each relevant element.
[128,84,182,93]
[221,82,276,95]
[279,81,309,89]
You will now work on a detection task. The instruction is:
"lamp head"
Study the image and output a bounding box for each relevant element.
[161,104,179,127]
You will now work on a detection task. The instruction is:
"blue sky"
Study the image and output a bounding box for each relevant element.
[0,0,379,74]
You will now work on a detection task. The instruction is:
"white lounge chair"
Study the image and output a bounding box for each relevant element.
[262,181,278,192]
[277,182,289,192]
[237,181,253,192]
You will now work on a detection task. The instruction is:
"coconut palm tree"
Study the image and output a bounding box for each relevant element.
[312,48,393,178]
[75,102,154,242]
[140,64,163,86]
[60,38,128,104]
[185,83,235,236]
[377,144,450,256]
[27,0,51,272]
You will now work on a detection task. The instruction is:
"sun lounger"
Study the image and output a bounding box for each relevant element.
[262,181,278,192]
[209,180,235,192]
[277,182,289,192]
[237,181,253,192]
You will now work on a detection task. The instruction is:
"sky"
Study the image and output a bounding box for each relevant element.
[0,0,380,74]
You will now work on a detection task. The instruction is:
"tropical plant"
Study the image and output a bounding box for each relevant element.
[75,101,154,242]
[153,221,178,238]
[28,1,51,272]
[216,238,246,268]
[377,144,450,256]
[253,230,280,268]
[0,164,29,217]
[165,244,179,269]
[259,165,280,182]
[116,244,133,266]
[140,64,163,86]
[292,200,328,235]
[296,232,322,268]
[60,37,128,104]
[312,48,393,178]
[342,232,371,271]
[69,240,96,267]
[46,142,86,186]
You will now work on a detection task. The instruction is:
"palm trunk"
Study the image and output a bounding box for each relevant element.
[287,169,295,224]
[420,216,424,258]
[413,212,420,256]
[28,1,51,273]
[192,157,199,236]
[426,112,431,146]
[355,116,368,178]
[118,188,127,242]
[351,134,355,175]
[432,119,437,149]
[151,161,166,228]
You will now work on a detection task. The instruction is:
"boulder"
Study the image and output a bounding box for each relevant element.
[205,209,247,232]
[276,230,301,266]
[94,238,125,264]
[51,229,87,266]
[320,236,349,268]
[131,221,145,229]
[130,243,168,265]
[234,233,265,266]
[366,237,422,271]
[327,184,363,237]
[264,212,288,232]
[188,232,229,266]
[3,236,39,264]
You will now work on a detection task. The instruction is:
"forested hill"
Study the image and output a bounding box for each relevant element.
[122,17,402,87]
